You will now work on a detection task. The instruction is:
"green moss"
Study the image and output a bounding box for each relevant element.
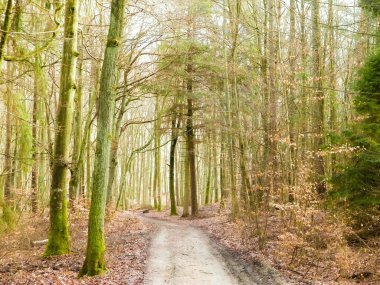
[79,243,107,277]
[44,244,70,257]
[44,190,70,256]
[80,0,125,277]
[15,93,33,174]
[2,205,16,230]
[79,259,107,277]
[44,235,70,256]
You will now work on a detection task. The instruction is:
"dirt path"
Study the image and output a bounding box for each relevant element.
[143,217,240,285]
[142,216,289,285]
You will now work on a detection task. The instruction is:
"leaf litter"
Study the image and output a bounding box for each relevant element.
[0,210,153,285]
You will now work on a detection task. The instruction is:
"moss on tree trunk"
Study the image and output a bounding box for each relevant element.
[45,0,78,256]
[80,0,126,276]
[0,0,13,64]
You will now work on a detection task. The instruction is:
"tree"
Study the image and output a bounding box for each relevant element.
[331,0,380,236]
[169,105,180,215]
[331,48,380,235]
[153,98,163,211]
[80,0,126,275]
[0,0,13,65]
[186,52,198,217]
[45,0,78,256]
[311,0,326,194]
[69,48,84,206]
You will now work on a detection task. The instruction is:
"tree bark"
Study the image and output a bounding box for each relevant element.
[80,0,126,274]
[169,112,179,215]
[204,142,212,205]
[44,0,78,256]
[0,0,13,65]
[106,73,127,207]
[186,56,198,216]
[153,98,162,211]
[182,139,190,217]
[4,82,14,201]
[328,0,337,177]
[287,0,297,189]
[69,49,84,206]
[31,55,46,213]
[311,0,326,194]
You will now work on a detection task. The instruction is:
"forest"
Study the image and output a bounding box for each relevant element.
[0,0,379,284]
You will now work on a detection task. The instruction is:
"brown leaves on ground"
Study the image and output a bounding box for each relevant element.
[144,204,380,285]
[0,210,153,285]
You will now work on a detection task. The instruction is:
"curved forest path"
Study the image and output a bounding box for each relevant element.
[141,215,289,285]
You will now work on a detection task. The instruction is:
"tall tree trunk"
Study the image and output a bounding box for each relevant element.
[169,112,179,215]
[268,0,279,194]
[219,138,226,208]
[213,133,219,203]
[2,0,16,202]
[4,81,14,201]
[31,87,39,212]
[223,0,238,217]
[260,0,269,203]
[204,141,212,205]
[228,0,251,210]
[311,0,326,194]
[153,98,162,211]
[186,56,198,216]
[69,49,84,206]
[0,0,13,65]
[85,59,101,201]
[80,0,126,275]
[45,0,78,256]
[287,0,297,190]
[182,140,190,217]
[107,72,128,207]
[70,79,96,203]
[300,0,308,163]
[328,0,337,177]
[34,54,49,210]
[31,56,46,213]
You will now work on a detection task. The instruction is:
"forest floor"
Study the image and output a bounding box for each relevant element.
[143,204,380,285]
[0,209,152,284]
[0,204,378,285]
